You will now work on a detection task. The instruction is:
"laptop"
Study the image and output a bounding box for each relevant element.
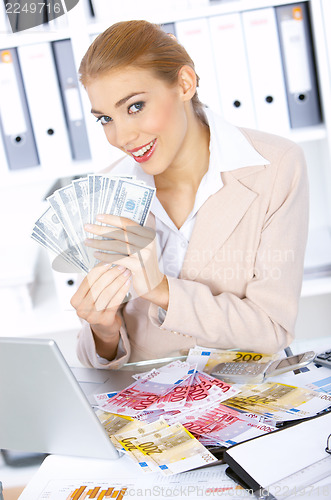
[0,337,138,460]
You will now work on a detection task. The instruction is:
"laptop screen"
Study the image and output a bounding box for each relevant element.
[0,337,120,460]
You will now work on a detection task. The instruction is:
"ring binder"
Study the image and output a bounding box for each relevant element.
[275,2,322,128]
[0,48,39,170]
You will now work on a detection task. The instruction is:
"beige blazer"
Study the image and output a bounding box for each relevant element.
[77,126,309,369]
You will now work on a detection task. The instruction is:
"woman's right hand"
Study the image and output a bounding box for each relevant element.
[70,263,132,359]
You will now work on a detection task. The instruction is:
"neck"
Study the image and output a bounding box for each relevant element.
[154,105,210,192]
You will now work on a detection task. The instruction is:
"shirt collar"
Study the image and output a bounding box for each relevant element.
[205,106,269,171]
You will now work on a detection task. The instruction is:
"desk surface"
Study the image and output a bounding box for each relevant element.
[18,454,250,499]
[14,336,331,499]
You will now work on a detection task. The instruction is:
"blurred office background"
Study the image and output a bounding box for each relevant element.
[1,0,331,496]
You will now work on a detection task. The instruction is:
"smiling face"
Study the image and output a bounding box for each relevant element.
[86,66,196,176]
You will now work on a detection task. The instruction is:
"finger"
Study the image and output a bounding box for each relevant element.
[106,277,132,309]
[92,252,134,269]
[85,238,139,255]
[85,219,154,240]
[85,265,130,307]
[96,214,139,229]
[93,253,147,280]
[95,269,132,311]
[70,263,114,308]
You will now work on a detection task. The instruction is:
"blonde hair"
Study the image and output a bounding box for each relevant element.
[79,20,207,125]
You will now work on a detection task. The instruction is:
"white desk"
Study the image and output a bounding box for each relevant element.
[15,336,331,499]
[18,454,246,499]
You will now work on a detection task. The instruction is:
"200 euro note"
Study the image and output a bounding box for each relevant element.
[95,410,138,439]
[222,382,331,420]
[134,422,217,475]
[113,418,170,473]
[186,346,279,374]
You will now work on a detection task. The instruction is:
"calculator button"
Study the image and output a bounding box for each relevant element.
[317,354,329,360]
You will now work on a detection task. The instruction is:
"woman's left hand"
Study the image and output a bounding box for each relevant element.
[84,214,165,302]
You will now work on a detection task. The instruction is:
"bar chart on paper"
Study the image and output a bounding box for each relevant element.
[31,466,250,499]
[37,480,129,499]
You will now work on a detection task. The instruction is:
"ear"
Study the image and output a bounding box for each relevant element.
[177,65,197,102]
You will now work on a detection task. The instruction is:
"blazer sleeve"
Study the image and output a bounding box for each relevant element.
[76,317,131,369]
[149,144,309,353]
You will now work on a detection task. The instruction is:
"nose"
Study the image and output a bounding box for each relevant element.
[109,119,139,150]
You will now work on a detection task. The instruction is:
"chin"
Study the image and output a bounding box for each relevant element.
[140,161,167,176]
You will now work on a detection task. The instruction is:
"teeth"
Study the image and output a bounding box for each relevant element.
[132,140,155,157]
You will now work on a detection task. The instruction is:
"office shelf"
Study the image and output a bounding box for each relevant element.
[1,0,331,339]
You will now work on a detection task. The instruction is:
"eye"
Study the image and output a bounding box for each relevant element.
[96,115,112,125]
[128,101,145,114]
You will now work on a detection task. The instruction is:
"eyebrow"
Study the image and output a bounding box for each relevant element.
[91,92,146,115]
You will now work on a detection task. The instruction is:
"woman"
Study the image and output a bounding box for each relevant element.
[71,20,309,369]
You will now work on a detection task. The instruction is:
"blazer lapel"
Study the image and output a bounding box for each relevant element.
[180,171,259,280]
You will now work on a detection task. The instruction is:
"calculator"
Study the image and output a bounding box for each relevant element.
[211,351,315,384]
[211,361,268,383]
[314,348,331,368]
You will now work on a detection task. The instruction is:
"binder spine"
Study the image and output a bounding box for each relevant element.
[208,13,257,129]
[275,2,322,128]
[52,39,92,161]
[17,42,72,168]
[0,48,39,170]
[241,7,291,133]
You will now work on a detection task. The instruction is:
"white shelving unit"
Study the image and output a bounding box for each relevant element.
[0,0,331,339]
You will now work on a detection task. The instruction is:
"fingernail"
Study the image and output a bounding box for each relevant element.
[123,268,131,277]
[96,215,105,221]
[84,224,93,230]
[117,265,125,271]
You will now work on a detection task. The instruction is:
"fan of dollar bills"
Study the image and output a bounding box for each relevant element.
[31,174,156,273]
